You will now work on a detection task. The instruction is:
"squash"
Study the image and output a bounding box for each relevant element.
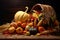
[14,6,29,22]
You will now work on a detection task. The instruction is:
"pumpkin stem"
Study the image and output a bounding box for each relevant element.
[25,6,28,13]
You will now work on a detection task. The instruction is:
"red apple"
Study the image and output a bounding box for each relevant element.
[21,23,27,28]
[38,26,45,33]
[16,27,23,34]
[8,27,15,33]
[10,22,18,28]
[31,18,34,22]
[17,21,22,26]
[23,30,27,35]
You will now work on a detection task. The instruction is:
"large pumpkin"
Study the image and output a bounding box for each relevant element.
[14,11,29,22]
[14,7,29,22]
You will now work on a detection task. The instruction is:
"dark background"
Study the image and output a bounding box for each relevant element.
[0,0,60,25]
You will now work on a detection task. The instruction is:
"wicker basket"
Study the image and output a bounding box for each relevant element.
[31,4,59,29]
[31,4,56,21]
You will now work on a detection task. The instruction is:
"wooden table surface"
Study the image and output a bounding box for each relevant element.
[0,34,60,40]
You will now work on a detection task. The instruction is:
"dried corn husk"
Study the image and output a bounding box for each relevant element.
[0,23,10,33]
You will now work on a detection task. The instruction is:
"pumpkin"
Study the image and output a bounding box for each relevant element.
[14,6,30,22]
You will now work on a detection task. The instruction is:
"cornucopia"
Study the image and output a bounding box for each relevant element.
[0,4,59,36]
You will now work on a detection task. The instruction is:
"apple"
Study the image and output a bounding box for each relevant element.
[38,26,45,33]
[8,27,15,33]
[21,23,27,28]
[17,21,22,26]
[31,18,34,22]
[10,22,18,28]
[29,14,35,21]
[16,27,23,34]
[23,30,27,35]
[31,17,35,22]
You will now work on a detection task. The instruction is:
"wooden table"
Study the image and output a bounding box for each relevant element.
[0,23,60,40]
[0,34,60,40]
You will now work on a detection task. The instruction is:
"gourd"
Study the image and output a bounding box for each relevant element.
[14,6,29,22]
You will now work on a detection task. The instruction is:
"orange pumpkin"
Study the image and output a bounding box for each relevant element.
[14,7,30,22]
